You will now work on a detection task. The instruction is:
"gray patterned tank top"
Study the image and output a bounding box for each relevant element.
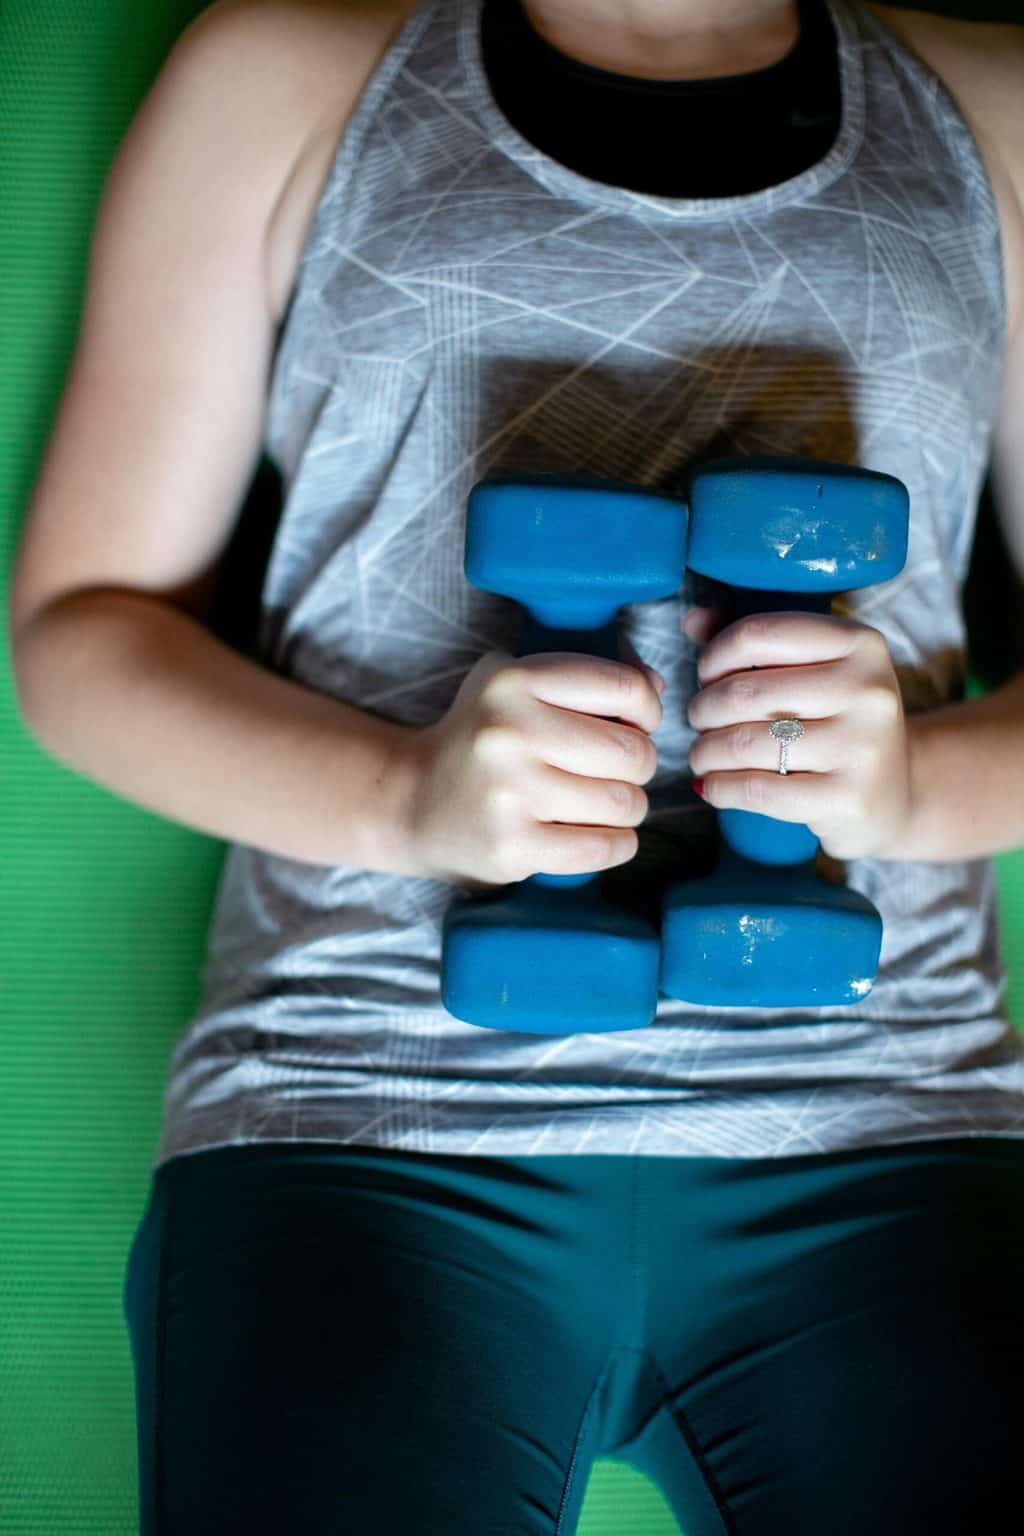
[153,0,1024,1169]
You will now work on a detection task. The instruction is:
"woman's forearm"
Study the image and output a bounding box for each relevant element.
[894,668,1024,861]
[11,589,424,873]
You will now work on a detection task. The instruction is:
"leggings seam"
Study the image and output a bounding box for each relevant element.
[554,1351,618,1536]
[645,1353,740,1536]
[632,1153,736,1534]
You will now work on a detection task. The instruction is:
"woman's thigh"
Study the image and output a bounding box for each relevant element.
[630,1136,1024,1534]
[122,1136,1024,1534]
[121,1143,645,1536]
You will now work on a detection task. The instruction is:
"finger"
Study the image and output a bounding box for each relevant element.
[532,821,639,877]
[689,716,840,776]
[697,767,840,824]
[697,612,870,687]
[533,761,649,828]
[520,652,662,735]
[687,660,857,731]
[536,699,658,786]
[681,604,730,646]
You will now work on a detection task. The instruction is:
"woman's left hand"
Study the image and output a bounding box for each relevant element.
[684,607,916,861]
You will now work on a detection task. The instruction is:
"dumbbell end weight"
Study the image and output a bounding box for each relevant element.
[442,879,663,1032]
[660,847,882,1008]
[686,455,909,593]
[467,471,687,627]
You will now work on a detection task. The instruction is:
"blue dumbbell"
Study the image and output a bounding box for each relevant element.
[441,472,687,1033]
[660,455,910,1007]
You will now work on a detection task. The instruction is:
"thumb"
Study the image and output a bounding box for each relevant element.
[681,604,722,645]
[682,598,738,648]
[683,573,736,647]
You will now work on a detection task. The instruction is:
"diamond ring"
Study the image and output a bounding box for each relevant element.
[768,717,804,775]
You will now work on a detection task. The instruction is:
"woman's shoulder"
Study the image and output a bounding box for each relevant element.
[210,0,421,329]
[864,4,1023,194]
[865,4,1024,340]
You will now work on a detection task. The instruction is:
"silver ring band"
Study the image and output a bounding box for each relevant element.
[769,717,804,775]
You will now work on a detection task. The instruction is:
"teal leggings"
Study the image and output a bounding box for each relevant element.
[123,1137,1024,1533]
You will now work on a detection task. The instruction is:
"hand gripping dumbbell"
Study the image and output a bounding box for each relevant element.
[660,455,910,1008]
[441,472,687,1033]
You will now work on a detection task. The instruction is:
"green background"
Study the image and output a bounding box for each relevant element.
[2,1,1023,1530]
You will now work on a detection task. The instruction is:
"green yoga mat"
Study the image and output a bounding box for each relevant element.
[3,3,1023,1532]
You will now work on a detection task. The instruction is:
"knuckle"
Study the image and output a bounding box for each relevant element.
[483,661,524,702]
[857,624,889,658]
[622,746,655,785]
[740,773,767,811]
[610,662,638,702]
[614,783,648,824]
[741,614,773,646]
[615,726,644,764]
[607,780,632,816]
[474,722,522,762]
[732,722,759,759]
[727,674,758,708]
[861,683,900,720]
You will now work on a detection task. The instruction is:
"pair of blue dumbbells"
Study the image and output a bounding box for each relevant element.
[441,455,909,1033]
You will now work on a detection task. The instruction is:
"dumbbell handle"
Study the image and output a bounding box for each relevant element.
[717,587,830,866]
[517,611,621,892]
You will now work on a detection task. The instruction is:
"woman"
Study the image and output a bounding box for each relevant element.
[10,0,1024,1528]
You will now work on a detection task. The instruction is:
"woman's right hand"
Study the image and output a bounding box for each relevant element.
[399,649,664,890]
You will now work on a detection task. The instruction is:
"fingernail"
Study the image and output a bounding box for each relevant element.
[692,777,705,798]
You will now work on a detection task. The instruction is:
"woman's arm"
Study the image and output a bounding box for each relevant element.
[894,41,1024,865]
[896,286,1024,865]
[689,25,1024,867]
[8,1,424,876]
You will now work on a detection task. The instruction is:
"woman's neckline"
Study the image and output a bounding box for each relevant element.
[457,0,866,221]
